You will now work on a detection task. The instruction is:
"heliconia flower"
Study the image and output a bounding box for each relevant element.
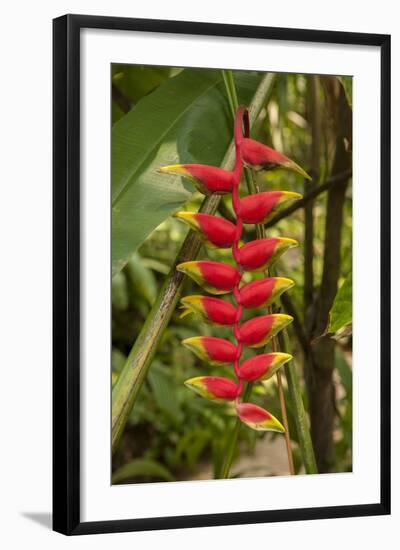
[236,402,285,432]
[182,336,237,367]
[238,352,292,382]
[238,313,293,348]
[239,277,294,309]
[159,164,235,195]
[184,376,239,402]
[180,296,237,326]
[240,138,311,180]
[237,237,298,272]
[177,260,240,294]
[174,211,236,248]
[238,191,302,224]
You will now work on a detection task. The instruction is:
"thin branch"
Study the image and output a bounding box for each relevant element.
[280,292,309,356]
[304,76,321,319]
[265,169,352,229]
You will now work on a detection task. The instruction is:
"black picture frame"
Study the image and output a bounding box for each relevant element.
[53,14,391,536]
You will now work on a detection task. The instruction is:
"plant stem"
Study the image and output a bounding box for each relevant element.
[279,331,318,474]
[219,383,253,479]
[221,71,237,120]
[275,370,295,473]
[112,73,277,453]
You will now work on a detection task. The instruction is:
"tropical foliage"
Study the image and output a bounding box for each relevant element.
[111,66,352,483]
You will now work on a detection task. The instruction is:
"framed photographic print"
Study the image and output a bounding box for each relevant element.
[53,14,391,535]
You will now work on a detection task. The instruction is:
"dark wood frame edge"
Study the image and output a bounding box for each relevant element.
[52,14,391,535]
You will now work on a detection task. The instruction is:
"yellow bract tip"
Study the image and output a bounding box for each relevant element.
[176,260,196,271]
[184,376,202,386]
[278,237,299,248]
[274,313,294,322]
[182,336,202,346]
[159,164,188,176]
[273,352,293,364]
[275,277,295,289]
[267,416,286,433]
[174,211,195,220]
[181,295,202,305]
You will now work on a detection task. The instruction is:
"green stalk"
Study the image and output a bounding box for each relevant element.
[221,71,237,120]
[279,331,318,473]
[112,73,277,453]
[219,383,253,479]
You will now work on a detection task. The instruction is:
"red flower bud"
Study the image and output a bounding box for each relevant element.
[239,313,293,348]
[237,237,298,272]
[238,191,302,224]
[180,296,237,326]
[174,211,236,248]
[240,138,311,180]
[236,402,285,432]
[159,164,235,195]
[185,376,239,402]
[239,277,294,309]
[238,352,292,382]
[182,336,237,366]
[177,260,240,294]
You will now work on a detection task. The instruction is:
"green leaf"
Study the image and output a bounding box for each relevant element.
[111,271,129,310]
[112,69,262,276]
[338,76,352,108]
[112,64,173,105]
[125,252,158,306]
[112,458,174,484]
[147,362,182,423]
[328,272,352,333]
[174,429,210,470]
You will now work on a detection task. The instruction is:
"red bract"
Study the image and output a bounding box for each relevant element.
[236,402,285,432]
[182,336,237,366]
[180,295,237,326]
[239,313,293,348]
[238,191,302,224]
[174,212,236,248]
[163,105,303,437]
[240,138,311,180]
[159,164,235,194]
[237,237,298,272]
[184,376,239,402]
[238,352,292,382]
[239,277,294,309]
[177,260,240,294]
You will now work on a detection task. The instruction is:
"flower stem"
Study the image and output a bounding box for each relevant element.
[278,331,318,474]
[273,344,295,474]
[219,383,253,479]
[221,70,238,120]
